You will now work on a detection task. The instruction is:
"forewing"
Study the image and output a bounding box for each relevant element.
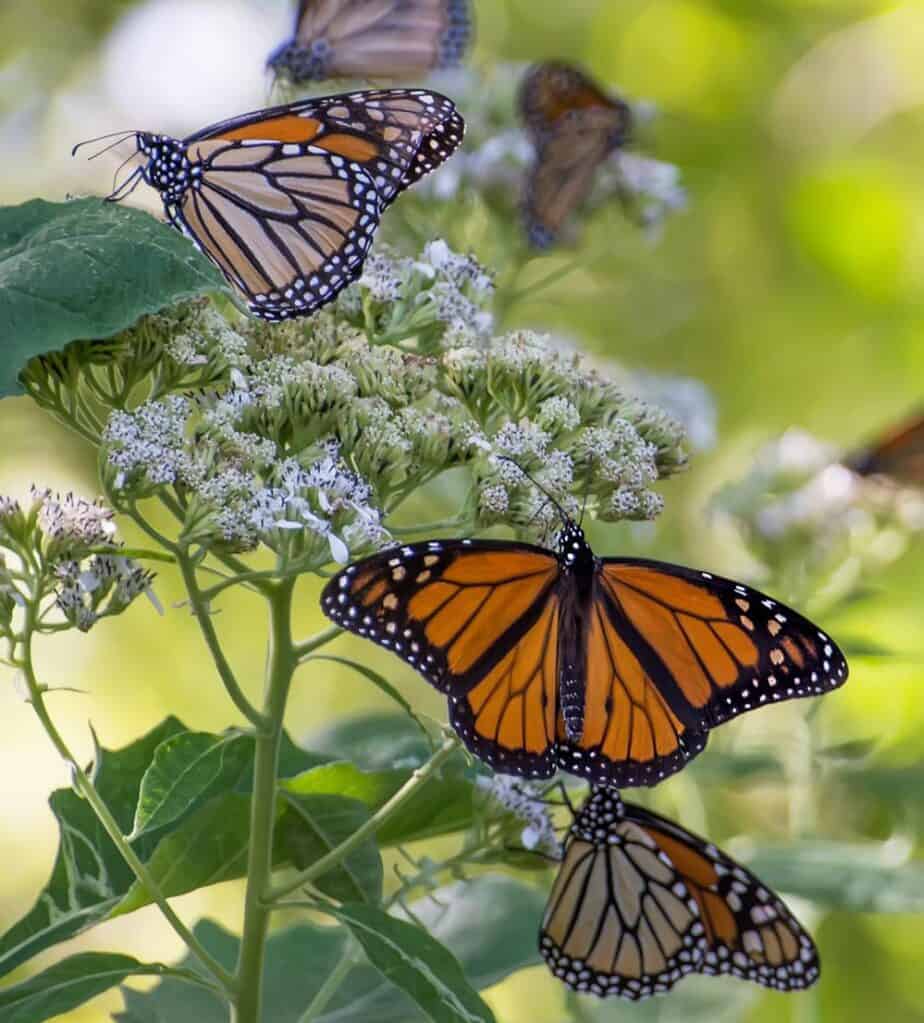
[294,0,471,78]
[321,540,558,692]
[625,803,820,991]
[555,591,708,788]
[541,793,707,999]
[519,61,628,141]
[598,559,848,731]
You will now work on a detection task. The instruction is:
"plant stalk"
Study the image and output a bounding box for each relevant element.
[16,605,235,996]
[233,579,297,1023]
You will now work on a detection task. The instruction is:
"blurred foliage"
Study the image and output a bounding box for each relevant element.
[1,0,923,1022]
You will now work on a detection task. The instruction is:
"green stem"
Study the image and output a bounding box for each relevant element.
[176,548,266,730]
[295,936,359,1023]
[16,610,235,996]
[293,623,343,662]
[233,579,298,1023]
[265,735,459,903]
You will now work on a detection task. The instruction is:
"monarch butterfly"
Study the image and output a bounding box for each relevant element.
[846,409,924,487]
[320,513,848,787]
[519,62,632,249]
[541,786,819,999]
[75,90,463,321]
[268,0,473,83]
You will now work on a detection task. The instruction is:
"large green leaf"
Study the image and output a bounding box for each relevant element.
[307,712,433,771]
[278,792,383,904]
[746,840,924,912]
[114,877,545,1022]
[0,717,186,980]
[0,720,327,976]
[0,198,225,397]
[0,953,194,1023]
[331,902,495,1023]
[281,760,476,848]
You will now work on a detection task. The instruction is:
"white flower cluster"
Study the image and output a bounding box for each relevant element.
[715,428,924,600]
[476,774,563,858]
[337,240,494,348]
[0,489,154,635]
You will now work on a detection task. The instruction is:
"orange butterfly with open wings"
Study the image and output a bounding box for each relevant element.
[321,513,848,787]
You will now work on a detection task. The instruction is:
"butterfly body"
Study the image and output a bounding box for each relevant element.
[95,90,463,320]
[540,787,820,999]
[322,521,847,787]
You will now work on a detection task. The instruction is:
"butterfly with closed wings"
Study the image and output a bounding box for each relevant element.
[75,89,463,321]
[519,61,632,249]
[268,0,473,83]
[321,505,848,787]
[540,786,819,999]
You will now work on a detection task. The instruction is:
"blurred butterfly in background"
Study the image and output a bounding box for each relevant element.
[268,0,473,84]
[321,505,848,788]
[74,90,463,321]
[845,408,924,487]
[519,61,632,248]
[541,786,819,999]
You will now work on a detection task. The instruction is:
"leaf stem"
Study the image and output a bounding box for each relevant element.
[16,603,236,996]
[233,578,298,1023]
[265,735,460,904]
[295,936,359,1023]
[175,547,267,730]
[293,623,342,662]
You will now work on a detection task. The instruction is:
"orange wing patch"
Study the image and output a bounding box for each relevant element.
[219,115,321,143]
[464,595,559,754]
[582,602,686,763]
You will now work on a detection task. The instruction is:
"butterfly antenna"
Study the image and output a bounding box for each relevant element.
[496,455,571,527]
[71,130,138,160]
[579,454,595,528]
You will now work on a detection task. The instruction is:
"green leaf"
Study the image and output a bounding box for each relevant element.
[131,732,254,839]
[115,878,543,1022]
[0,953,191,1023]
[330,902,495,1023]
[308,712,434,771]
[281,760,475,847]
[306,656,433,741]
[816,738,878,763]
[745,840,924,912]
[278,791,384,904]
[0,717,186,980]
[837,636,897,659]
[113,793,257,916]
[0,199,225,397]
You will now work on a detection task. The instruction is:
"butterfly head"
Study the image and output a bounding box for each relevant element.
[137,134,191,203]
[556,518,597,574]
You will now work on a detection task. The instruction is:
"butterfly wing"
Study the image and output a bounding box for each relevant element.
[623,802,820,990]
[847,410,924,485]
[321,540,563,776]
[271,0,471,81]
[540,789,707,999]
[596,559,848,731]
[522,110,624,249]
[171,90,462,319]
[519,61,628,141]
[554,581,709,787]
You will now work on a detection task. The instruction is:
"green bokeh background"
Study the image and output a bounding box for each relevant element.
[1,1,923,1020]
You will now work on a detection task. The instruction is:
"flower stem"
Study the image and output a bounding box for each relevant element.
[293,623,342,662]
[175,547,267,730]
[265,735,460,904]
[233,579,297,1023]
[16,609,235,996]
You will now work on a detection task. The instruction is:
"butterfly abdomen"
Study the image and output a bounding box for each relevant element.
[557,521,598,741]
